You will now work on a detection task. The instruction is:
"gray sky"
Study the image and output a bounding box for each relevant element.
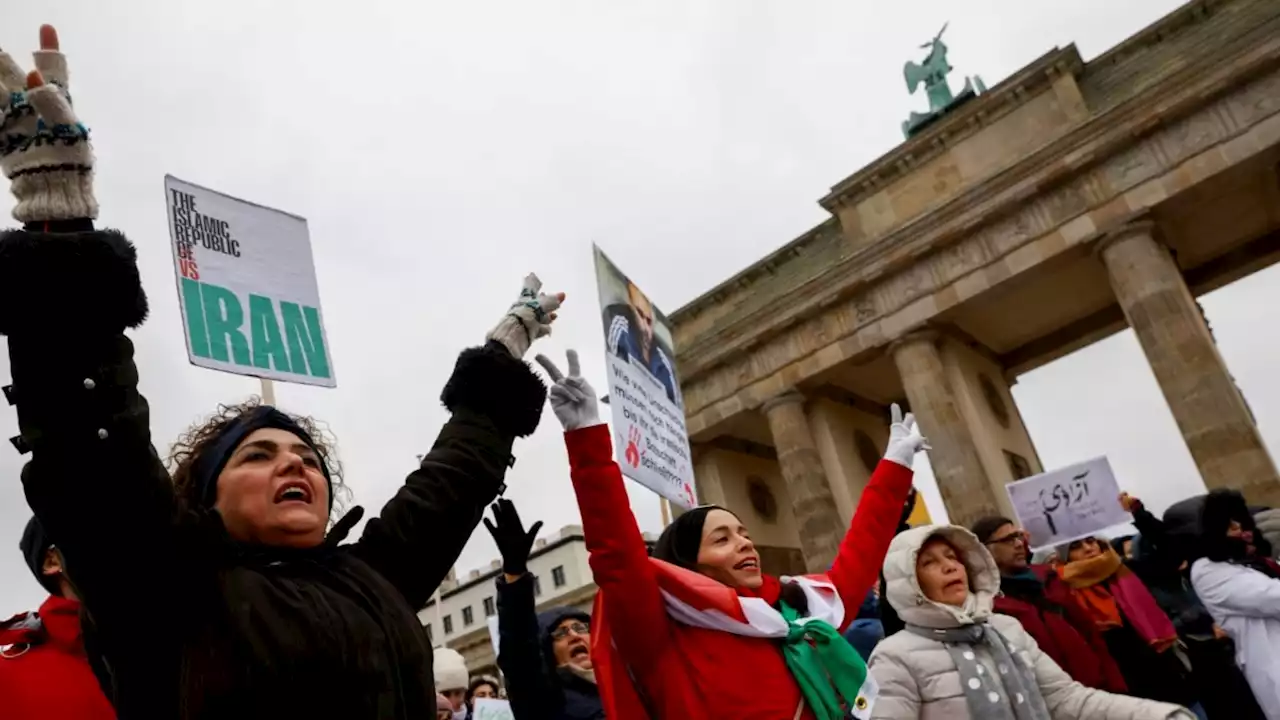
[4,0,1263,616]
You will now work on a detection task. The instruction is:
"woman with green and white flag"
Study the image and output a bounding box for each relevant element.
[534,348,927,720]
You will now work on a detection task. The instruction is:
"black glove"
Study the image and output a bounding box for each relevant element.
[484,499,543,577]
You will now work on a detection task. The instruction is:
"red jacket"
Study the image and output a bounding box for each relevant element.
[992,565,1128,693]
[566,424,913,720]
[0,595,115,720]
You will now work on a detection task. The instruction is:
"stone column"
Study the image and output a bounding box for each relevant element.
[1098,221,1280,506]
[762,390,844,571]
[890,330,1004,527]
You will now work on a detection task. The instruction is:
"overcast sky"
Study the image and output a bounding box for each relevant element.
[5,0,1269,616]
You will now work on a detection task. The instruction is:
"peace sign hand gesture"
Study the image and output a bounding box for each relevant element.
[534,349,601,432]
[0,25,96,222]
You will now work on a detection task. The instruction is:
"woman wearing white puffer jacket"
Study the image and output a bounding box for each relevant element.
[867,525,1195,720]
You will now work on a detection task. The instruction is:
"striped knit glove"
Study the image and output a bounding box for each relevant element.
[0,26,96,223]
[486,273,564,358]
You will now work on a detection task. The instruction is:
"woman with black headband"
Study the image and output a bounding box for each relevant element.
[534,350,927,720]
[0,26,560,720]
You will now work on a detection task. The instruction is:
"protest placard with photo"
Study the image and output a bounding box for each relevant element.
[593,246,696,509]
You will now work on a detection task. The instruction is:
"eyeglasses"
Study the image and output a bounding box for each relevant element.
[551,622,590,640]
[985,532,1026,548]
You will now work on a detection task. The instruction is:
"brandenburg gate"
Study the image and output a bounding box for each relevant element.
[670,0,1280,573]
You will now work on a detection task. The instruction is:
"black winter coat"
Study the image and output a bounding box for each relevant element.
[0,226,547,719]
[496,574,603,720]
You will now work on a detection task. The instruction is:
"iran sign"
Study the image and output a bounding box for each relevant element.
[165,176,336,387]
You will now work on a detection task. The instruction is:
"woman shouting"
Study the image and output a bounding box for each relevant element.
[0,25,560,719]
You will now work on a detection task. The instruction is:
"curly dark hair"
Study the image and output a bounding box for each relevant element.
[168,397,349,519]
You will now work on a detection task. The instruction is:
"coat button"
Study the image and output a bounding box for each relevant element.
[83,378,96,390]
[97,428,109,440]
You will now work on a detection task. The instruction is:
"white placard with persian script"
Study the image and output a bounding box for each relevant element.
[1006,456,1131,550]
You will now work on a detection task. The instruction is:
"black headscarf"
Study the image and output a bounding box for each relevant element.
[188,405,333,510]
[653,505,724,570]
[19,516,59,595]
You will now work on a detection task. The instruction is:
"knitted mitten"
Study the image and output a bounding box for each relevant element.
[0,28,97,223]
[486,273,563,357]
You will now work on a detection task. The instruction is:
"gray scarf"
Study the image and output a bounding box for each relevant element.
[905,622,1051,720]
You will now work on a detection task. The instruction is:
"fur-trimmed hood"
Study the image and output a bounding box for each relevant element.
[881,525,1000,629]
[1163,489,1272,562]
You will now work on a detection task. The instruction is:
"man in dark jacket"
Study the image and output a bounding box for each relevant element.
[0,26,559,720]
[971,516,1128,693]
[0,518,115,720]
[486,500,604,720]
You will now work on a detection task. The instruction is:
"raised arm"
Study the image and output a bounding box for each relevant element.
[538,350,674,676]
[1,26,181,659]
[485,500,564,717]
[352,276,561,609]
[828,405,922,628]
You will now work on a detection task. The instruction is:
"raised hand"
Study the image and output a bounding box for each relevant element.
[1118,492,1142,514]
[883,403,929,469]
[534,349,601,432]
[486,273,565,358]
[483,498,543,578]
[0,25,97,222]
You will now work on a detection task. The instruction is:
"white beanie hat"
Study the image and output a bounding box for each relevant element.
[434,648,469,692]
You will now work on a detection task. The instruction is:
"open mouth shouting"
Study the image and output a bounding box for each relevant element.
[567,642,590,659]
[273,480,313,505]
[733,556,761,574]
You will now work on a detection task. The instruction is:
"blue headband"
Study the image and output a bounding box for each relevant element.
[190,405,333,510]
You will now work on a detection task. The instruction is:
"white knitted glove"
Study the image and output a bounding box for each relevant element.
[534,350,601,432]
[883,403,929,469]
[487,274,564,358]
[0,26,97,223]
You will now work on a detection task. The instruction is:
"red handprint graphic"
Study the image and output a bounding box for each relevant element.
[624,426,642,468]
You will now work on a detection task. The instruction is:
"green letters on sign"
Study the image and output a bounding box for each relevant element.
[181,280,331,380]
[281,302,332,379]
[201,283,251,366]
[249,294,292,372]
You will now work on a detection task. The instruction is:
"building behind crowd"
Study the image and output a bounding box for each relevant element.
[419,525,658,676]
[667,0,1280,575]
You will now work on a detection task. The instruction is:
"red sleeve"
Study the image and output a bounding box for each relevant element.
[827,459,914,631]
[565,424,672,674]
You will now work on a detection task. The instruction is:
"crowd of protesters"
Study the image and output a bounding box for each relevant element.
[3,21,1280,720]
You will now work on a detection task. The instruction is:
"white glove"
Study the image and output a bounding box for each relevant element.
[883,403,929,469]
[0,26,97,222]
[486,273,564,358]
[534,350,602,432]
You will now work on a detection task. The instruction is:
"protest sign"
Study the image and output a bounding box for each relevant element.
[593,246,697,509]
[165,175,336,387]
[472,698,514,720]
[1005,456,1131,550]
[487,615,501,659]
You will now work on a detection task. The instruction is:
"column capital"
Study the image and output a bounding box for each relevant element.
[1093,217,1161,259]
[887,326,941,356]
[761,389,805,414]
